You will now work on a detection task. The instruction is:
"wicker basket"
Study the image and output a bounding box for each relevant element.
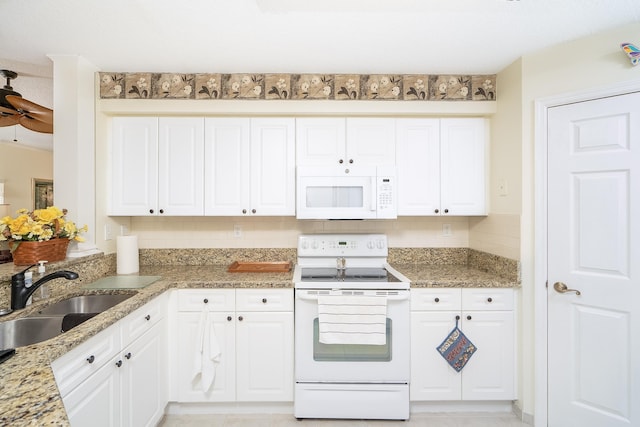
[11,238,70,266]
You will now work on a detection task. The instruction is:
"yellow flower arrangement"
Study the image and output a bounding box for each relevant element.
[0,207,87,250]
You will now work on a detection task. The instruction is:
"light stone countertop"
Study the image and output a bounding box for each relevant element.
[0,263,516,426]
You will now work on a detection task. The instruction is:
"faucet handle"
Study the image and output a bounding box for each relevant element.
[14,264,36,278]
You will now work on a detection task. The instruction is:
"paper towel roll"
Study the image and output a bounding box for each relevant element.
[117,235,139,274]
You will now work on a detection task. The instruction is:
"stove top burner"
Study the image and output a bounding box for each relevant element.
[300,267,400,283]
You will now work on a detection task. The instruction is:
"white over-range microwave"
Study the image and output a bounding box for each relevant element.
[296,165,397,219]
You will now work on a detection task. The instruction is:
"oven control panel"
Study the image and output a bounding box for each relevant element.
[298,234,388,257]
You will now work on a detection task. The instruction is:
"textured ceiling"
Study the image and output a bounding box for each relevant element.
[1,0,640,150]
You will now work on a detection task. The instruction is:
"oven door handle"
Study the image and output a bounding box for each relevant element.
[296,292,410,302]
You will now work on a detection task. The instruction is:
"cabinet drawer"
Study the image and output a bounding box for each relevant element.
[462,288,514,311]
[411,288,461,311]
[121,293,166,344]
[52,324,121,397]
[235,288,293,312]
[177,289,235,312]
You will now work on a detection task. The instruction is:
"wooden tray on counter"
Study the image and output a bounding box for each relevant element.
[227,261,292,273]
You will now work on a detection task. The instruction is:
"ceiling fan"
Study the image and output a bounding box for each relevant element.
[0,69,53,134]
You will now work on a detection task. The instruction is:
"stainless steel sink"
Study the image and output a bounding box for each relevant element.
[0,316,63,348]
[32,294,134,316]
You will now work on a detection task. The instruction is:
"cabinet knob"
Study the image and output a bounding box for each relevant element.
[242,209,247,214]
[145,314,151,321]
[203,298,209,304]
[238,315,244,321]
[467,315,472,320]
[115,360,123,368]
[348,159,354,164]
[487,297,493,303]
[434,209,439,214]
[262,298,267,304]
[252,209,256,214]
[455,315,460,320]
[339,159,344,164]
[86,355,95,364]
[444,209,449,214]
[227,316,232,321]
[125,352,132,360]
[159,209,164,214]
[434,297,440,303]
[149,209,154,214]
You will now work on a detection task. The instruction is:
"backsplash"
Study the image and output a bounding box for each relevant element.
[99,72,496,101]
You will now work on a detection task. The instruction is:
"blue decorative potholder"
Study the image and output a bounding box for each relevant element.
[436,317,477,372]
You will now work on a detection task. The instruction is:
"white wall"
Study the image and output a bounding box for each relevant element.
[0,142,53,212]
[517,21,640,423]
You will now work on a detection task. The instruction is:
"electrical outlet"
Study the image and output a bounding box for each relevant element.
[498,179,508,196]
[234,225,242,238]
[104,224,113,240]
[120,225,129,236]
[442,223,452,236]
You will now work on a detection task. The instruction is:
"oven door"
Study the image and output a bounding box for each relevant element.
[295,289,410,383]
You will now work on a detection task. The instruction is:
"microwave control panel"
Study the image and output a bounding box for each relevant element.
[376,169,396,218]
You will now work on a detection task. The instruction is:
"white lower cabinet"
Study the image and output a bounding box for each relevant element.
[410,288,515,401]
[52,294,167,427]
[175,288,294,403]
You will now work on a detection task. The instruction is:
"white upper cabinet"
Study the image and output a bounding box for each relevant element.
[296,118,395,166]
[110,117,204,216]
[396,118,487,216]
[205,118,295,216]
[110,117,159,216]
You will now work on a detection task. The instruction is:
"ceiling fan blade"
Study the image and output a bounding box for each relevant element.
[18,115,53,133]
[0,105,17,115]
[5,95,53,125]
[0,115,19,127]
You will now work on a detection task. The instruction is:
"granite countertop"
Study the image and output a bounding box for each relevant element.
[0,263,516,426]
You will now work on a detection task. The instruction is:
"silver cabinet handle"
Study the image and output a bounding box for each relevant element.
[553,282,581,296]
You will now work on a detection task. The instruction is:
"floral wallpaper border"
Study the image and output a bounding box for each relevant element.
[99,72,496,101]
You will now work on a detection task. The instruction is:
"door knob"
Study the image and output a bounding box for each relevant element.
[553,281,581,296]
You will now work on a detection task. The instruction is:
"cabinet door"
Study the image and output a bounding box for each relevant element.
[296,118,346,166]
[121,321,166,427]
[346,118,396,166]
[110,117,158,215]
[204,118,251,215]
[249,118,296,215]
[63,355,121,427]
[410,311,461,401]
[396,119,441,215]
[440,118,487,215]
[158,117,205,215]
[460,310,515,400]
[235,311,294,402]
[177,312,236,402]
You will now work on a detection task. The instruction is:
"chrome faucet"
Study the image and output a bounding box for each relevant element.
[10,265,79,310]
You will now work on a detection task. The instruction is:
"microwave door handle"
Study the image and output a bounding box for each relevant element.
[370,176,376,211]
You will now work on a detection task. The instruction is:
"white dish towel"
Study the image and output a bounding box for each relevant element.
[317,295,387,345]
[192,305,222,391]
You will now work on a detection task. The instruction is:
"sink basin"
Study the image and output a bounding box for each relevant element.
[0,317,63,348]
[33,294,134,316]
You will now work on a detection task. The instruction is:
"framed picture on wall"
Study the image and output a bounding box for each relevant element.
[33,178,53,210]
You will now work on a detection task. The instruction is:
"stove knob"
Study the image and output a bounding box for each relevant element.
[376,240,385,249]
[367,240,375,249]
[300,240,309,250]
[311,240,319,250]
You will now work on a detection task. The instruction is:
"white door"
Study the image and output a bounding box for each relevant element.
[295,117,346,166]
[158,117,205,215]
[249,118,295,215]
[440,118,487,215]
[346,118,396,166]
[547,92,639,426]
[110,117,158,215]
[396,118,441,215]
[204,118,250,215]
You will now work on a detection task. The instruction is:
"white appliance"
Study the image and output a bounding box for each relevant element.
[293,234,411,420]
[296,165,397,219]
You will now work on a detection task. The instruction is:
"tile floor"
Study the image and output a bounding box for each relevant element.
[159,412,527,426]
